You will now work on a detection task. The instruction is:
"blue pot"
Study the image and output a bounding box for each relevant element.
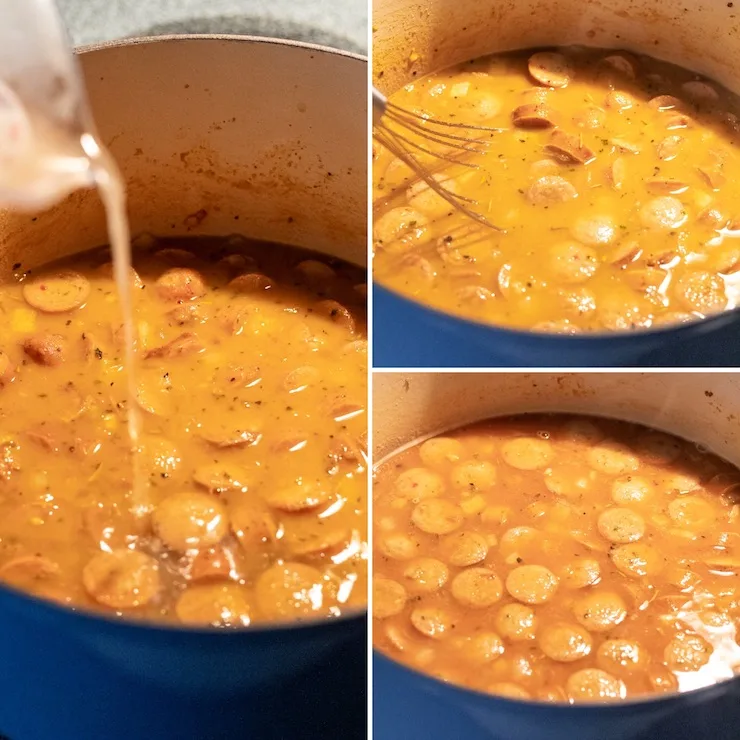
[0,583,366,740]
[373,652,740,740]
[373,285,740,368]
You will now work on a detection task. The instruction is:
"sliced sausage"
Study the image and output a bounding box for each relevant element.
[656,135,683,161]
[263,479,332,512]
[698,165,726,190]
[505,565,558,604]
[544,130,596,165]
[153,247,197,264]
[538,622,592,662]
[167,303,202,327]
[189,545,236,583]
[609,241,642,267]
[606,157,626,190]
[176,583,252,626]
[548,241,598,284]
[611,138,641,154]
[374,576,408,619]
[152,492,229,551]
[256,562,333,619]
[528,51,574,88]
[646,179,688,195]
[143,332,205,360]
[673,272,727,314]
[22,333,66,366]
[604,90,634,111]
[230,500,277,549]
[512,103,558,128]
[451,567,503,608]
[22,271,90,313]
[313,299,356,333]
[295,260,337,283]
[412,499,464,535]
[199,427,261,450]
[601,54,637,79]
[155,268,206,302]
[571,215,616,246]
[567,669,626,702]
[227,272,273,293]
[639,196,687,230]
[573,106,606,129]
[373,207,428,253]
[82,549,160,609]
[526,175,578,205]
[681,80,719,105]
[649,95,684,111]
[193,463,249,493]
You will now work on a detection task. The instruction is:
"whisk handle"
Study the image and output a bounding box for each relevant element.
[372,87,388,127]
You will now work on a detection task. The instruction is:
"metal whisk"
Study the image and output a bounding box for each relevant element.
[372,87,503,229]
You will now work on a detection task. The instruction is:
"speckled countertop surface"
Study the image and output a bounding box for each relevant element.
[57,0,367,54]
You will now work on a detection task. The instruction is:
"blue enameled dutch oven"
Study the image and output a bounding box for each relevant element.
[373,0,740,368]
[372,372,740,740]
[0,36,367,740]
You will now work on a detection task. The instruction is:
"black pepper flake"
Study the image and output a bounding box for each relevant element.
[94,348,103,360]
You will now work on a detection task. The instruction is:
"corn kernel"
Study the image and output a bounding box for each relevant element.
[11,307,37,334]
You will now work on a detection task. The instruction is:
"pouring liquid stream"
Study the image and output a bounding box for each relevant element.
[0,97,147,518]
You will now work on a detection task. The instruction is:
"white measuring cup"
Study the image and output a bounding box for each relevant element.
[0,0,98,210]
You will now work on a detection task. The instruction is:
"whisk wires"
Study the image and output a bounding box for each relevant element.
[373,88,505,231]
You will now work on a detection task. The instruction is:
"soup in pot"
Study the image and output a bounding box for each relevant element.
[0,236,367,626]
[373,415,740,701]
[373,47,740,332]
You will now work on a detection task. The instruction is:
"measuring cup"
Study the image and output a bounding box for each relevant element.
[0,0,98,211]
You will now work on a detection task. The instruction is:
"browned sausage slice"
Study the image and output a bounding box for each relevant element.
[656,135,683,161]
[544,130,596,165]
[155,268,206,302]
[313,300,356,333]
[646,179,689,195]
[199,422,261,449]
[602,54,637,79]
[22,333,66,366]
[682,80,719,104]
[609,241,642,268]
[698,165,726,190]
[227,273,273,293]
[606,157,626,190]
[512,103,558,128]
[526,176,578,205]
[144,332,205,360]
[649,95,684,111]
[23,271,90,313]
[154,248,197,264]
[528,52,574,88]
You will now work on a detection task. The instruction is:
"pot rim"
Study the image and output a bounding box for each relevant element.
[373,282,740,344]
[76,33,367,64]
[0,30,368,637]
[374,648,740,711]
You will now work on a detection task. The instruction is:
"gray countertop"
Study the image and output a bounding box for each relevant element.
[57,0,367,54]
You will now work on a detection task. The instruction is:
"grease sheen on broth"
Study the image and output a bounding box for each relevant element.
[0,237,367,626]
[373,47,740,332]
[373,415,740,701]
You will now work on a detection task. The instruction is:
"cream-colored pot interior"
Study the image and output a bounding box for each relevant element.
[374,0,740,93]
[373,373,740,469]
[0,36,367,275]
